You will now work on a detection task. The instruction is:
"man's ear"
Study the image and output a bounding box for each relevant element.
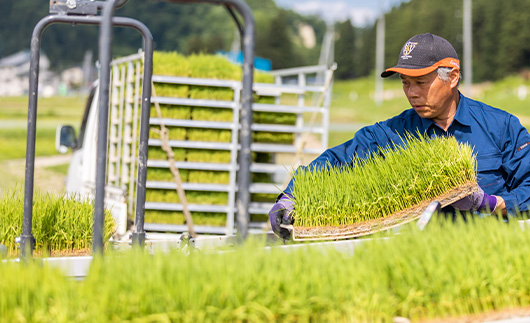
[450,68,460,89]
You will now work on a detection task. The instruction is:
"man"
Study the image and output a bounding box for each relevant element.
[269,33,530,239]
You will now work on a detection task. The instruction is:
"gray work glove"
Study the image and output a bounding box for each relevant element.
[268,193,295,240]
[451,187,498,213]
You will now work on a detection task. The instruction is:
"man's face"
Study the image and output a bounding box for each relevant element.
[400,70,457,123]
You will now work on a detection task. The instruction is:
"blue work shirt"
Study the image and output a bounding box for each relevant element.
[284,93,530,214]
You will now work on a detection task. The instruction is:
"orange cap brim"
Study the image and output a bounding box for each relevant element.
[384,57,460,77]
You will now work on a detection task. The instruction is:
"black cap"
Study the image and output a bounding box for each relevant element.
[381,33,460,78]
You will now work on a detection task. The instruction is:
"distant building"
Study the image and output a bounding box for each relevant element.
[0,50,59,97]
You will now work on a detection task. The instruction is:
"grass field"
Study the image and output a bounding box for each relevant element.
[0,95,87,195]
[0,95,86,160]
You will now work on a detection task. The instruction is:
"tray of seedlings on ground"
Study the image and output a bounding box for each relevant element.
[0,189,115,257]
[289,133,480,240]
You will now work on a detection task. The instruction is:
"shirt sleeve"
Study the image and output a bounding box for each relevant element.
[282,124,384,196]
[500,115,530,214]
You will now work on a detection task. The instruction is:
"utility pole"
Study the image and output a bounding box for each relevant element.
[375,13,385,106]
[463,0,472,96]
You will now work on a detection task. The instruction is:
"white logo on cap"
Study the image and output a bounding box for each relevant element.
[401,42,418,60]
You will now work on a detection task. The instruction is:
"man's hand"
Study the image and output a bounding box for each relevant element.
[268,193,295,240]
[494,195,508,217]
[451,187,498,213]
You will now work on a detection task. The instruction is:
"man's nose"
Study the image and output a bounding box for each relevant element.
[405,84,420,97]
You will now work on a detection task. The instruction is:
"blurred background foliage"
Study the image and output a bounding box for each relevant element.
[2,0,530,82]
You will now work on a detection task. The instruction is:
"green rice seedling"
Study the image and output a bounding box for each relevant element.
[254,95,276,104]
[145,189,175,203]
[250,213,269,222]
[253,152,273,163]
[151,104,192,119]
[189,86,234,101]
[187,128,231,143]
[0,189,115,255]
[148,147,186,161]
[187,170,230,184]
[4,217,530,322]
[147,167,189,182]
[153,82,189,98]
[186,149,231,163]
[254,71,274,84]
[153,51,274,82]
[253,131,294,144]
[149,126,187,141]
[252,172,273,183]
[191,212,226,225]
[251,193,278,203]
[188,53,242,80]
[292,133,477,227]
[191,107,233,122]
[153,51,190,76]
[144,210,185,224]
[254,111,297,125]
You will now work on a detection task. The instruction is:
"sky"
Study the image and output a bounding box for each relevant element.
[275,0,407,26]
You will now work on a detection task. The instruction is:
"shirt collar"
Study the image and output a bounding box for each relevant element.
[418,92,471,131]
[453,92,471,127]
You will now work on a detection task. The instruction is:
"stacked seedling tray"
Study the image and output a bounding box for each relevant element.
[107,51,334,235]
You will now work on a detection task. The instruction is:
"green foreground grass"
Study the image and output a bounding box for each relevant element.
[1,217,530,322]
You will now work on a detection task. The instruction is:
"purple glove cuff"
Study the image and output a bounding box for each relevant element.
[478,193,497,212]
[269,193,295,235]
[451,188,497,214]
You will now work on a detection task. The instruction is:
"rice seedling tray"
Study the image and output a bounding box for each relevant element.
[288,180,480,241]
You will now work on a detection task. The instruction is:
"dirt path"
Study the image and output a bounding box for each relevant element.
[0,154,72,196]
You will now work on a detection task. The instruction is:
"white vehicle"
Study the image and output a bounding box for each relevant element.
[56,52,335,237]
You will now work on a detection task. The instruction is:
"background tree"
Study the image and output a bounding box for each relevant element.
[4,0,530,81]
[334,19,356,79]
[0,0,322,71]
[255,10,297,69]
[355,25,376,78]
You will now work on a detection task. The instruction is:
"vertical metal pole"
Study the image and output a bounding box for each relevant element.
[375,13,385,106]
[234,1,255,241]
[164,0,255,239]
[96,2,153,249]
[21,17,53,259]
[94,0,118,254]
[131,28,154,248]
[463,0,472,96]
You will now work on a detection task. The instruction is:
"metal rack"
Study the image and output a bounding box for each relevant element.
[135,63,335,235]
